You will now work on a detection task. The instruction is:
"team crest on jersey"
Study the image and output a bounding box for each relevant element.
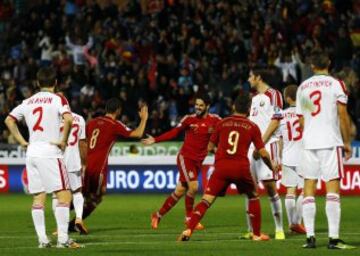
[260,101,265,107]
[189,171,194,179]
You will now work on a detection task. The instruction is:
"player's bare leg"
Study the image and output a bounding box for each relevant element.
[55,190,80,248]
[178,194,214,241]
[263,180,285,239]
[151,182,186,229]
[32,192,51,248]
[184,181,204,230]
[285,187,305,234]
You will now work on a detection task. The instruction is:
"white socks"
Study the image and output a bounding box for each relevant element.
[326,193,340,239]
[269,194,284,231]
[31,205,49,243]
[295,194,303,224]
[73,192,84,220]
[302,196,316,237]
[55,203,70,243]
[285,194,295,226]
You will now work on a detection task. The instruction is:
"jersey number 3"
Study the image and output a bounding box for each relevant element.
[310,90,322,116]
[227,131,240,155]
[32,107,44,132]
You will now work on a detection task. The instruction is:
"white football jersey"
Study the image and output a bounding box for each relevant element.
[9,91,71,158]
[61,113,86,172]
[296,74,348,149]
[249,88,283,144]
[279,106,303,166]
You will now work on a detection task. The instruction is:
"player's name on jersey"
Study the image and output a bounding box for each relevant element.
[26,97,53,104]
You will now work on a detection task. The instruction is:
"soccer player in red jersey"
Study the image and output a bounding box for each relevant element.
[178,93,274,242]
[68,98,148,232]
[142,94,221,230]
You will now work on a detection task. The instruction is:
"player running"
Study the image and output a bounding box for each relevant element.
[296,49,355,249]
[68,98,148,232]
[245,67,285,239]
[178,94,274,242]
[142,94,221,230]
[53,110,87,234]
[4,67,80,248]
[262,85,306,234]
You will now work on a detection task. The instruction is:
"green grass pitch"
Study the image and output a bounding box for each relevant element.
[0,194,359,256]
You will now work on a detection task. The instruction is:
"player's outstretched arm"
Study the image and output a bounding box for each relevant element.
[262,119,280,145]
[338,103,352,160]
[258,148,275,173]
[141,135,155,145]
[4,116,28,148]
[129,105,148,138]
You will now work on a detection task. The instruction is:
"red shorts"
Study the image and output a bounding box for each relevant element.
[83,170,107,197]
[205,160,256,196]
[176,154,202,183]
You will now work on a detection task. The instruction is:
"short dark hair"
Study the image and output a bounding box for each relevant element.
[195,93,211,106]
[284,84,298,101]
[234,92,251,114]
[310,49,330,69]
[105,98,122,114]
[251,66,274,84]
[37,67,57,88]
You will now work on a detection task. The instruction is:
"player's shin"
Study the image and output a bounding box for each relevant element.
[32,204,49,243]
[185,193,195,219]
[326,193,340,239]
[248,198,261,236]
[285,194,296,226]
[158,192,181,217]
[269,193,284,232]
[295,194,303,224]
[187,199,210,232]
[55,202,70,243]
[73,192,85,220]
[302,196,316,237]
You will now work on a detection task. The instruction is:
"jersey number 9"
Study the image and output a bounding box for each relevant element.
[227,131,240,155]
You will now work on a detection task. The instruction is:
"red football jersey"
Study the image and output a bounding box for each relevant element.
[210,115,264,167]
[155,113,221,162]
[86,116,132,173]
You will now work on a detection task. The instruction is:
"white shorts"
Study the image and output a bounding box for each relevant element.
[281,165,304,188]
[68,171,82,191]
[300,147,344,182]
[26,157,70,194]
[250,141,280,182]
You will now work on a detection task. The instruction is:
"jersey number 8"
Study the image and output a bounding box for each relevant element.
[89,128,100,149]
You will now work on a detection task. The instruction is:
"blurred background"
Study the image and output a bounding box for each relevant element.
[0,0,359,145]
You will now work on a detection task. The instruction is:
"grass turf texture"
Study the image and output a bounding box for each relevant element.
[0,194,359,256]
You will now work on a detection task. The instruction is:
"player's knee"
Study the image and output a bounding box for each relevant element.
[56,190,72,204]
[33,192,46,207]
[187,182,198,194]
[246,190,258,199]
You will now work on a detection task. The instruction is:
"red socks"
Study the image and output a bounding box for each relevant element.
[186,200,210,231]
[185,194,195,218]
[248,198,261,236]
[159,192,180,216]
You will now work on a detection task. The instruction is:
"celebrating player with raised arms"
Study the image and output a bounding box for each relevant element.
[68,98,148,232]
[296,49,354,249]
[178,93,274,242]
[4,67,80,248]
[142,94,221,230]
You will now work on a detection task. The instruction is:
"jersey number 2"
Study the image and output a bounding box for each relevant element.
[227,131,240,155]
[32,107,44,132]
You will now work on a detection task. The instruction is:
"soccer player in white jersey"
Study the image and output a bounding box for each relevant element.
[245,66,285,240]
[296,49,354,249]
[4,67,80,249]
[53,110,87,234]
[262,85,306,234]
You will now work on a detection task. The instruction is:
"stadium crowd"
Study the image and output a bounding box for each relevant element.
[0,0,360,143]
